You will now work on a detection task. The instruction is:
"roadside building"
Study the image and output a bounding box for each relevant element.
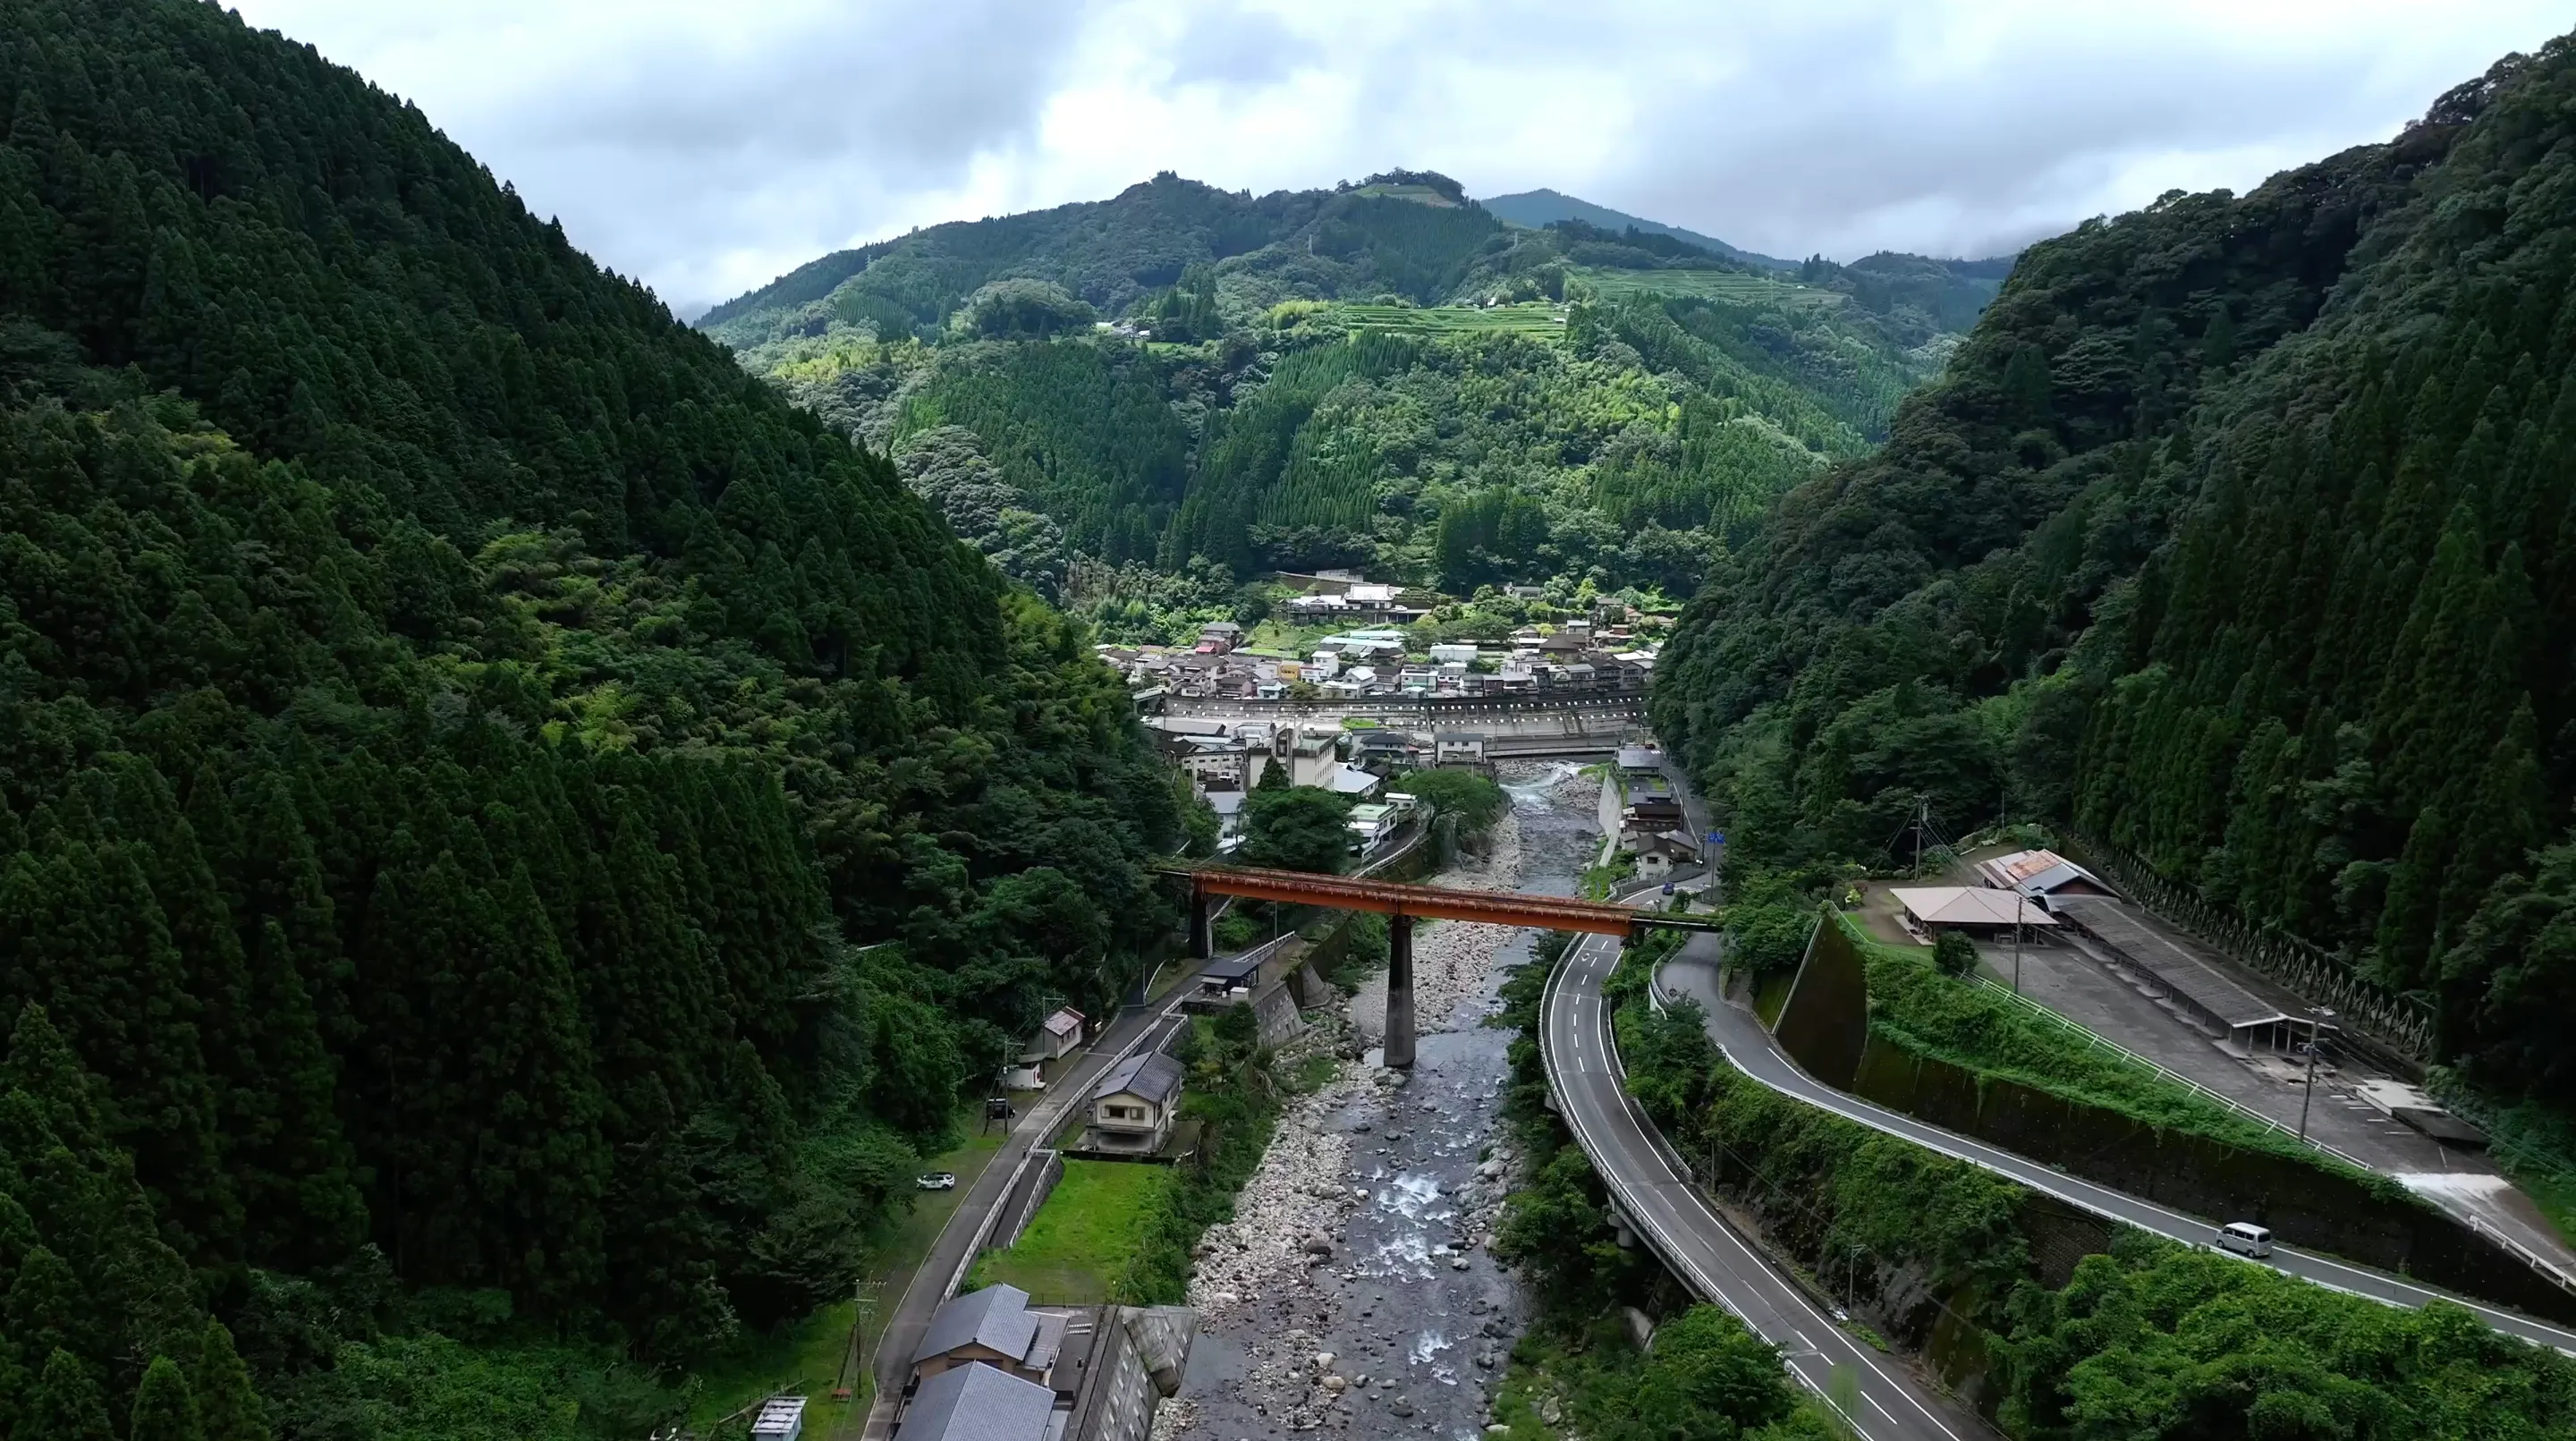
[1324,763,1383,800]
[1088,1051,1186,1156]
[1436,732,1487,766]
[1623,776,1683,827]
[2048,894,2330,1054]
[1347,801,1402,852]
[1975,849,2117,908]
[1195,954,1263,999]
[896,1361,1055,1441]
[911,1284,1066,1387]
[1287,727,1343,786]
[1351,729,1421,775]
[1428,642,1479,665]
[1018,1008,1086,1065]
[1890,886,2060,942]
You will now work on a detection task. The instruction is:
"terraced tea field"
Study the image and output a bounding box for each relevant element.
[1330,301,1570,339]
[1571,266,1845,309]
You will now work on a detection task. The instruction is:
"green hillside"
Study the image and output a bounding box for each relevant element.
[0,0,1176,1432]
[1653,36,2576,1118]
[706,175,1990,629]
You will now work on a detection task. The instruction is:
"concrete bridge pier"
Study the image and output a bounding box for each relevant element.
[1188,894,1213,961]
[1384,914,1417,1069]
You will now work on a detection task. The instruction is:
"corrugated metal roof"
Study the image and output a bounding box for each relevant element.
[1091,1050,1186,1106]
[899,1361,1054,1441]
[2051,896,2307,1031]
[915,1285,1038,1369]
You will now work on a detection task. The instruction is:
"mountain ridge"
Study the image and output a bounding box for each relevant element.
[1479,185,1799,270]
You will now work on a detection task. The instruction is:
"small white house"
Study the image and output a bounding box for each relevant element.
[1428,642,1479,665]
[1018,1008,1085,1065]
[1347,801,1401,852]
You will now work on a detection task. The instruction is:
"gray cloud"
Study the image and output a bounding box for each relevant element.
[231,1,2571,312]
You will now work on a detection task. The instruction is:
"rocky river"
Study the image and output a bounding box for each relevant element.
[1157,763,1603,1441]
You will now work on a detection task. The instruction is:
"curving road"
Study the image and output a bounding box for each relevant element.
[1544,927,1986,1441]
[1646,934,2576,1353]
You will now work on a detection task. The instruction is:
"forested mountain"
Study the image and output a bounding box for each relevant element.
[0,0,1177,1430]
[1479,186,1797,270]
[707,173,1999,631]
[1653,35,2576,1113]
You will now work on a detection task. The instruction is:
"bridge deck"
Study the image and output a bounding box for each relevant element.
[1160,864,1716,937]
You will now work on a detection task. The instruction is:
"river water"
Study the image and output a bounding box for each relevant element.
[1160,763,1601,1440]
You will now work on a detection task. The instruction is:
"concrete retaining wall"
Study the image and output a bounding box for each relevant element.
[1838,1031,2576,1326]
[1768,911,1864,1089]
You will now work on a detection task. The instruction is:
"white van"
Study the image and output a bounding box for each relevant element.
[2216,1222,2272,1259]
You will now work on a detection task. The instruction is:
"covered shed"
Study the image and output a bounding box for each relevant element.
[2049,896,2328,1053]
[1195,954,1263,997]
[1890,886,2059,940]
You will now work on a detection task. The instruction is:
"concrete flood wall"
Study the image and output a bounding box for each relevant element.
[988,1149,1064,1254]
[1766,920,2576,1327]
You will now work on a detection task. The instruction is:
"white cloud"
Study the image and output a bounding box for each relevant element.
[229,0,2572,314]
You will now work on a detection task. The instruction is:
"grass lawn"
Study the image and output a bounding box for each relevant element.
[690,1123,1008,1437]
[967,1161,1173,1304]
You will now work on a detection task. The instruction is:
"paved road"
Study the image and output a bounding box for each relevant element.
[862,995,1191,1438]
[1653,936,2576,1354]
[1544,927,1986,1441]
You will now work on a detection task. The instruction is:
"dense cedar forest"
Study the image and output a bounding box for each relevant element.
[702,173,2009,625]
[1654,38,2576,1113]
[0,0,1181,1432]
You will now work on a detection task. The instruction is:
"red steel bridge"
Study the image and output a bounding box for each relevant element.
[1157,864,1716,1067]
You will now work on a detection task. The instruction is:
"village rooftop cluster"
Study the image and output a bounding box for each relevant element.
[1100,598,1665,708]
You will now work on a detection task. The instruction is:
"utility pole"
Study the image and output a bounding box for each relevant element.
[2012,890,2025,996]
[835,1278,884,1403]
[1912,796,1928,877]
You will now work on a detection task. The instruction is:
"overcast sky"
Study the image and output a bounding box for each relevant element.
[231,1,2571,318]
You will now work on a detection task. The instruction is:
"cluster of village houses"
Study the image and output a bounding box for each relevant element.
[1100,589,1664,707]
[1609,743,1706,880]
[1140,714,1449,858]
